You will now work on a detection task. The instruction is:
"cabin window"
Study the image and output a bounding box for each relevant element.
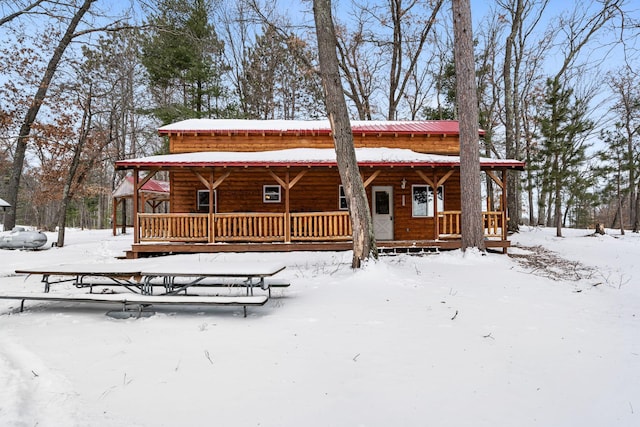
[412,185,444,217]
[263,185,281,203]
[197,189,217,212]
[338,185,348,210]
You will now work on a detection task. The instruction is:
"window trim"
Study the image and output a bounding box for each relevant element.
[197,189,217,212]
[263,185,282,203]
[411,184,444,218]
[338,185,348,210]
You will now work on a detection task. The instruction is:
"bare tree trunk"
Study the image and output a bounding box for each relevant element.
[313,0,377,268]
[4,0,96,230]
[452,0,485,251]
[503,0,524,233]
[546,189,553,226]
[56,88,93,247]
[617,197,625,235]
[537,184,546,226]
[386,0,444,120]
[617,172,625,235]
[554,157,562,237]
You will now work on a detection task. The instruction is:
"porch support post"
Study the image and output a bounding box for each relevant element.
[193,168,231,243]
[112,197,117,236]
[121,197,127,235]
[433,170,439,240]
[485,168,510,250]
[269,169,306,244]
[502,169,508,252]
[285,171,291,243]
[209,170,215,243]
[132,170,139,244]
[133,169,159,245]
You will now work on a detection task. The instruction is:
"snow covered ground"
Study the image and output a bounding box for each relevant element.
[0,227,638,427]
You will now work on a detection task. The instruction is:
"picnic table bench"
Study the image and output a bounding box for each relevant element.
[3,262,287,317]
[0,292,269,318]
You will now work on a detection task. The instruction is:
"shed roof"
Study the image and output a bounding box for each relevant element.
[158,119,468,136]
[0,197,10,209]
[116,148,525,170]
[112,176,170,199]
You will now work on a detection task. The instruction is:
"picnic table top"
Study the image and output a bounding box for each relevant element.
[15,263,145,276]
[141,263,286,278]
[14,261,286,278]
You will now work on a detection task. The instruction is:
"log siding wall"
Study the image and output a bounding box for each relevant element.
[169,167,463,241]
[168,133,461,155]
[159,130,502,243]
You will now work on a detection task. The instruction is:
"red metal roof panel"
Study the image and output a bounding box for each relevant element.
[158,119,467,136]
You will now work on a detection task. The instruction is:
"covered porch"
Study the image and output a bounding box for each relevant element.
[115,148,524,258]
[127,210,508,257]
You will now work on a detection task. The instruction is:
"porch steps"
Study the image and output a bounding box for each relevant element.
[377,246,440,256]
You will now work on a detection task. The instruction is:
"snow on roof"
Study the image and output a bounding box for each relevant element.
[158,119,465,136]
[116,148,525,169]
[0,197,10,208]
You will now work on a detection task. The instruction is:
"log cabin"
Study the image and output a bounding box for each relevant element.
[115,119,525,258]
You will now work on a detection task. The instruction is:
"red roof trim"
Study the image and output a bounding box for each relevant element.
[116,159,525,170]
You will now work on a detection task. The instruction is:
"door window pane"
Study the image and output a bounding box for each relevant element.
[375,190,390,214]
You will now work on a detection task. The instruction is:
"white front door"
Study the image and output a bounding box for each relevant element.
[372,186,394,240]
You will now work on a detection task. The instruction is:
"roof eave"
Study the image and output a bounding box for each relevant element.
[115,160,525,170]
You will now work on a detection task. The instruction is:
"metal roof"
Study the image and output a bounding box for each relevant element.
[116,148,525,170]
[112,176,170,199]
[158,119,468,136]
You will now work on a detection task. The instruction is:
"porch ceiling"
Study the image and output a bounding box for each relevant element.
[115,148,525,171]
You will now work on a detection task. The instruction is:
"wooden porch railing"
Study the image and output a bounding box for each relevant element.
[214,213,285,242]
[291,211,352,241]
[138,211,505,243]
[138,213,209,242]
[438,210,505,239]
[137,211,352,243]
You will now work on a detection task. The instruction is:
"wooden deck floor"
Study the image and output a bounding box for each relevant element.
[125,239,510,258]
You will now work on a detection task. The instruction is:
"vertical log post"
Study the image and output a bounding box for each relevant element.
[433,171,440,240]
[112,197,117,236]
[209,170,215,243]
[502,169,508,253]
[133,171,139,244]
[285,171,291,243]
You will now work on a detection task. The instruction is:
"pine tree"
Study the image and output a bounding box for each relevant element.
[537,78,593,237]
[241,26,323,120]
[141,0,229,123]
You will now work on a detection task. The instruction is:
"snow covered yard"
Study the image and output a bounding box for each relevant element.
[0,227,638,427]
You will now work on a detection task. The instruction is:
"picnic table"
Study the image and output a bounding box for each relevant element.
[139,263,286,296]
[14,263,145,293]
[3,261,287,317]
